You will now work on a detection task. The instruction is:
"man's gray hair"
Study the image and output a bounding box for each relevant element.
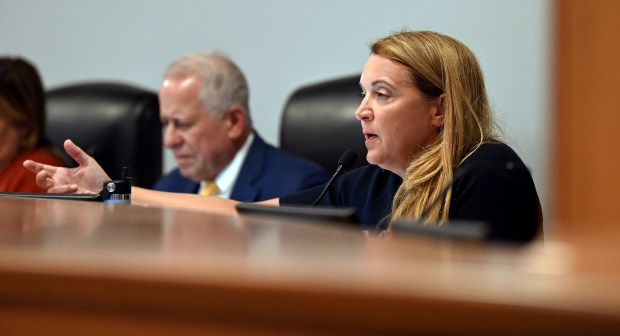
[165,50,252,127]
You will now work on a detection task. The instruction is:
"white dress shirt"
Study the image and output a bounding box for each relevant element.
[197,133,254,199]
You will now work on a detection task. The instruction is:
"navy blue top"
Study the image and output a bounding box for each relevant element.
[153,133,330,202]
[280,142,542,242]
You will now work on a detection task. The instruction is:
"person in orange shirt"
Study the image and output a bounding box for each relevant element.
[0,57,64,192]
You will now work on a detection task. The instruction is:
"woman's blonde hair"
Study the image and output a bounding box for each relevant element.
[370,31,497,227]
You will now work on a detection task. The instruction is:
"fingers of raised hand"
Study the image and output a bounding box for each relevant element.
[47,184,79,194]
[34,170,51,189]
[64,139,91,166]
[23,159,45,174]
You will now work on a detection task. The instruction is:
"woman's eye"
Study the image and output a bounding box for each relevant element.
[377,92,388,100]
[359,92,366,99]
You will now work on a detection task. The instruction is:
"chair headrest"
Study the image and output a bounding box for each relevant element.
[280,75,368,172]
[46,82,162,188]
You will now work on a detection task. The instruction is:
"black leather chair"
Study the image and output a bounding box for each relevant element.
[46,82,162,188]
[280,75,368,173]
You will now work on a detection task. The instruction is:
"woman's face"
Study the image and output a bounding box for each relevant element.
[0,116,24,172]
[355,54,444,178]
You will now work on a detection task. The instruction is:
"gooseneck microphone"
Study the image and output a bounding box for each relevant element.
[311,149,358,207]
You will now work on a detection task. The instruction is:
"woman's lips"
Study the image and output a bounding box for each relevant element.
[364,133,378,144]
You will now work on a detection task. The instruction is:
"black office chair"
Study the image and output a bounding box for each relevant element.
[46,82,162,188]
[280,75,368,173]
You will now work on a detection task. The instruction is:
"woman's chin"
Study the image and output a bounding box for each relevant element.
[366,153,381,167]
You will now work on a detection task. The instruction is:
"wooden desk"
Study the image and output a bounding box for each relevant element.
[1,196,619,335]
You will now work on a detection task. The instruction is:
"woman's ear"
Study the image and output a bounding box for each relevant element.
[431,94,446,128]
[17,122,31,141]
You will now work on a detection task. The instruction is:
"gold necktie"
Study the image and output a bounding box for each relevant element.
[200,180,220,196]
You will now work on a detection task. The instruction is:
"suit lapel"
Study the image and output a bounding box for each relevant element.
[230,133,265,202]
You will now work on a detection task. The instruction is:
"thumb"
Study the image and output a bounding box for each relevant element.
[63,139,91,166]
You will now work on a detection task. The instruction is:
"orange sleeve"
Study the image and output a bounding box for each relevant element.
[0,148,65,193]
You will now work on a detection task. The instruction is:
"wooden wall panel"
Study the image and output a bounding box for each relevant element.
[553,0,620,234]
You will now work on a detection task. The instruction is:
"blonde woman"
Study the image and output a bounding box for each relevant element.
[25,31,542,242]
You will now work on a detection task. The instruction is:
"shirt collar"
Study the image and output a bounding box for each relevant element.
[205,132,254,199]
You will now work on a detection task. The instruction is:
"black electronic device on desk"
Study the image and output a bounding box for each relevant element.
[236,203,356,224]
[0,167,132,203]
[236,149,358,225]
[0,191,101,201]
[390,219,488,240]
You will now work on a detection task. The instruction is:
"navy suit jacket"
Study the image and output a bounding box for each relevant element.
[152,133,330,202]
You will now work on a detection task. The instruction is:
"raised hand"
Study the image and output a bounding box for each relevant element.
[23,139,111,194]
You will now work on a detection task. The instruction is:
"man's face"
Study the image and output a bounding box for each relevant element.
[159,75,236,182]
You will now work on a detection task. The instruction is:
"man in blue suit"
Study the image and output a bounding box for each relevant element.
[152,50,329,201]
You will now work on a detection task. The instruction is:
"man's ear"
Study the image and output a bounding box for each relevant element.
[431,94,446,128]
[225,104,247,138]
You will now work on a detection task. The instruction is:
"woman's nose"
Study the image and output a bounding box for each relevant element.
[355,98,372,121]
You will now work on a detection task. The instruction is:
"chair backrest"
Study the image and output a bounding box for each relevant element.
[46,82,162,188]
[280,75,368,173]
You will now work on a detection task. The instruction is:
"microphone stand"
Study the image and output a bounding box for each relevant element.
[311,149,357,207]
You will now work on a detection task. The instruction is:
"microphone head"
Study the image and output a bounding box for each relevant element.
[337,149,358,169]
[311,149,358,207]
